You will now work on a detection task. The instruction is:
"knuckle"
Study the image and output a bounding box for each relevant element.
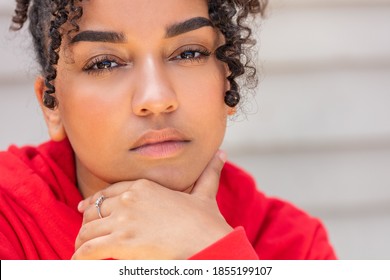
[119,191,135,205]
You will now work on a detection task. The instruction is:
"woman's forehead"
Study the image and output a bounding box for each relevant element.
[77,0,210,33]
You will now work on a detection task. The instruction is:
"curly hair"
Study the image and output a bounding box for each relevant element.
[10,0,267,109]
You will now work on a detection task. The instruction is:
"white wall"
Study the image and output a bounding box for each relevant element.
[1,0,390,259]
[223,0,390,259]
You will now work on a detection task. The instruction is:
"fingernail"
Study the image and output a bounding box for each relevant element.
[218,150,227,163]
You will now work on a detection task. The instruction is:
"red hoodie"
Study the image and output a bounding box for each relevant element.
[0,139,336,260]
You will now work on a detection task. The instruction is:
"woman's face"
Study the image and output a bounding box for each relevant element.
[52,0,230,194]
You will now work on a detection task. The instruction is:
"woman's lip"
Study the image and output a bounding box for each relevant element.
[129,128,191,157]
[130,140,190,158]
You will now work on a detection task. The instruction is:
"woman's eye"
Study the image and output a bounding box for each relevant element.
[171,48,212,63]
[94,60,118,70]
[83,56,124,75]
[179,51,202,60]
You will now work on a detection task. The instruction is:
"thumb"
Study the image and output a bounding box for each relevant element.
[191,150,227,199]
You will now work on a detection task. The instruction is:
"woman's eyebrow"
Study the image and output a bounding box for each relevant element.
[69,17,213,44]
[70,31,126,44]
[165,17,214,38]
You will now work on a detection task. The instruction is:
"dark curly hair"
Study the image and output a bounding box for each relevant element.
[10,0,267,109]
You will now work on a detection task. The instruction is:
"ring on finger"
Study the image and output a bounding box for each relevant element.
[95,195,106,219]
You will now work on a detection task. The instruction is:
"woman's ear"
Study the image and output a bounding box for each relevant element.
[34,77,67,142]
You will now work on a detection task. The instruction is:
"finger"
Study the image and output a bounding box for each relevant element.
[78,181,136,212]
[72,235,118,260]
[191,150,227,199]
[82,196,113,224]
[74,218,112,251]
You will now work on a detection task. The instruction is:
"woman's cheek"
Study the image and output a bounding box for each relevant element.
[170,63,226,102]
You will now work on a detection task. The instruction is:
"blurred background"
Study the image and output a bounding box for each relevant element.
[1,0,389,259]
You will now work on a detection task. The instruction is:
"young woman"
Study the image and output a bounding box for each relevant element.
[0,0,336,260]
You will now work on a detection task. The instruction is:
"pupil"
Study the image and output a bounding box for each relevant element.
[97,61,111,69]
[182,51,194,59]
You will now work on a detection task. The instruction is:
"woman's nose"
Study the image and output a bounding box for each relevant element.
[132,57,178,116]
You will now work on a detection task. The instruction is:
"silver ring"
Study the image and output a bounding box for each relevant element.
[95,195,105,219]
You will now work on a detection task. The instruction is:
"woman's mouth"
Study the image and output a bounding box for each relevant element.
[130,128,191,158]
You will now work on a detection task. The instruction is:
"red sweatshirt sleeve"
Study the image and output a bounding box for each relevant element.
[305,222,337,260]
[188,227,258,260]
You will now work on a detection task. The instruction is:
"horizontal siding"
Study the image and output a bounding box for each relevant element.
[231,148,390,211]
[259,5,390,69]
[0,83,48,149]
[223,68,390,150]
[0,15,38,83]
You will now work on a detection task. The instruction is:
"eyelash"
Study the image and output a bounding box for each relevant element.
[170,47,212,63]
[83,55,125,76]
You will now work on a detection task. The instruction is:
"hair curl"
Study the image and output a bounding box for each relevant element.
[11,0,267,109]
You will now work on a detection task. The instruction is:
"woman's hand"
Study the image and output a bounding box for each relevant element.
[72,151,232,260]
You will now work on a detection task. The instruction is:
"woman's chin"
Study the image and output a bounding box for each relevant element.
[148,173,197,193]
